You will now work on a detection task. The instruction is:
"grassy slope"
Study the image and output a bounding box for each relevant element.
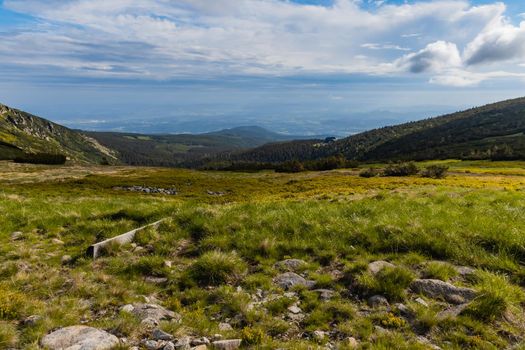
[0,104,118,164]
[2,161,525,348]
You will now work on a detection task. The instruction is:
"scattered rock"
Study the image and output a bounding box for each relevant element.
[21,315,42,326]
[121,304,135,313]
[274,259,307,271]
[218,322,233,331]
[274,272,315,290]
[113,186,177,195]
[142,339,159,350]
[368,261,395,275]
[456,266,476,277]
[415,297,429,307]
[164,342,175,350]
[61,255,73,265]
[410,279,476,304]
[174,337,191,349]
[52,238,64,245]
[368,295,389,308]
[313,289,335,301]
[164,260,173,268]
[41,326,119,350]
[211,339,242,350]
[207,190,226,196]
[437,303,470,319]
[153,329,174,341]
[345,337,359,348]
[287,305,302,314]
[191,337,210,346]
[131,303,179,322]
[394,303,414,319]
[11,231,24,241]
[312,330,327,341]
[192,346,208,350]
[145,276,169,284]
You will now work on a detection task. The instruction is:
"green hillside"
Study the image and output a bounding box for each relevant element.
[230,97,525,163]
[85,127,313,167]
[0,104,118,164]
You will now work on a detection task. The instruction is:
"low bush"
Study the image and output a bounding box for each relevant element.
[241,326,265,345]
[275,160,305,173]
[359,167,380,178]
[304,301,355,330]
[188,251,247,286]
[0,322,18,348]
[0,289,27,320]
[421,165,449,179]
[382,162,419,177]
[14,153,67,165]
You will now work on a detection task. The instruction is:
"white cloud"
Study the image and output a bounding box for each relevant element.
[0,0,524,87]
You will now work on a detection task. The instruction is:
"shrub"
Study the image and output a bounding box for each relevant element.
[422,261,458,281]
[375,312,407,329]
[241,326,265,345]
[359,167,379,178]
[462,270,525,321]
[188,251,247,286]
[382,162,419,177]
[0,322,17,348]
[14,153,67,165]
[275,160,305,173]
[0,289,27,320]
[356,266,415,301]
[421,165,449,179]
[304,301,355,330]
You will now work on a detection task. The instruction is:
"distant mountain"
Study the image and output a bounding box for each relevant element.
[85,126,317,167]
[0,104,117,163]
[230,97,525,163]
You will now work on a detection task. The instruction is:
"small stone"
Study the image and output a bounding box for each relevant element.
[218,322,233,331]
[211,339,242,350]
[313,289,335,301]
[410,279,476,304]
[456,266,475,277]
[274,272,315,290]
[415,297,429,307]
[52,238,64,245]
[368,295,389,308]
[143,340,159,350]
[131,303,179,322]
[153,329,174,341]
[191,337,211,346]
[313,330,327,341]
[121,304,135,313]
[345,337,359,348]
[174,337,191,350]
[211,334,223,341]
[145,276,168,284]
[141,317,159,327]
[274,259,307,271]
[164,260,173,268]
[368,261,395,275]
[61,255,73,265]
[287,305,302,314]
[22,315,42,326]
[11,231,24,241]
[164,342,175,350]
[192,346,208,350]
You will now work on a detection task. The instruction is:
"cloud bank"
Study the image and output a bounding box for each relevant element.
[1,0,525,86]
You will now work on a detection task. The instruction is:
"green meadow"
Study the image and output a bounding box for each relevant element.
[2,160,525,349]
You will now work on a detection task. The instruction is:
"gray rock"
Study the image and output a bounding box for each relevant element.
[11,231,24,241]
[61,255,73,265]
[287,305,302,314]
[368,261,395,275]
[274,272,315,290]
[153,329,174,341]
[174,337,191,350]
[274,259,307,271]
[313,289,335,301]
[415,297,429,307]
[191,337,210,346]
[143,340,160,350]
[218,322,233,331]
[164,342,175,350]
[313,330,327,341]
[121,304,135,313]
[131,303,179,322]
[456,266,475,277]
[437,303,469,319]
[368,295,389,308]
[410,279,476,304]
[52,238,64,245]
[145,276,169,284]
[212,339,242,350]
[22,315,42,326]
[41,326,119,350]
[345,337,359,348]
[394,303,414,319]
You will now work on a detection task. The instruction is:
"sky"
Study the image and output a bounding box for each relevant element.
[1,0,525,135]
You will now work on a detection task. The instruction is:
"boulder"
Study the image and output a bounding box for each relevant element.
[368,261,395,275]
[218,322,233,331]
[130,303,179,322]
[368,295,389,308]
[153,329,174,341]
[410,279,476,304]
[41,326,119,350]
[211,339,242,350]
[274,272,315,290]
[274,259,307,271]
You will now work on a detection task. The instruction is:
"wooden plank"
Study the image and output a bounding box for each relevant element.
[87,219,165,259]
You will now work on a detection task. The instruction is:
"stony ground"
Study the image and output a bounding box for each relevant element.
[2,160,525,349]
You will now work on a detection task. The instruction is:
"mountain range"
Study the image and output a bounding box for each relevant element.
[2,96,525,166]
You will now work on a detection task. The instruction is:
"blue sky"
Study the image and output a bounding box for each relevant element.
[1,0,525,134]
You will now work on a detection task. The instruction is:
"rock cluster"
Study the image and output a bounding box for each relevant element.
[113,186,177,195]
